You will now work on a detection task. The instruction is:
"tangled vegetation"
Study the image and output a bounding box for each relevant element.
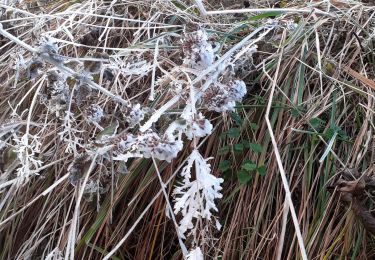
[1,0,375,259]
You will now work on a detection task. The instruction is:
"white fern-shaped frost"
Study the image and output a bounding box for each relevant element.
[173,149,223,237]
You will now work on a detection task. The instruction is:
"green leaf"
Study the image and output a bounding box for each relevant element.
[241,161,257,171]
[219,160,231,172]
[234,143,244,152]
[219,132,227,139]
[257,165,267,176]
[291,108,300,118]
[324,127,336,139]
[248,11,282,21]
[250,122,259,130]
[171,0,187,10]
[218,146,230,155]
[227,127,241,138]
[243,140,251,149]
[249,143,263,153]
[309,117,325,131]
[230,112,243,126]
[237,170,252,184]
[222,170,232,181]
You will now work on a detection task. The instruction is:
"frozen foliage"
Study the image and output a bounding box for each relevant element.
[114,131,183,163]
[0,21,252,258]
[235,44,258,78]
[45,248,64,260]
[86,104,104,123]
[183,113,213,140]
[183,30,215,70]
[187,247,204,260]
[122,103,145,127]
[58,111,83,154]
[203,80,247,112]
[82,179,109,202]
[135,132,183,162]
[67,154,89,185]
[265,18,298,31]
[38,38,65,63]
[181,29,247,112]
[173,150,223,237]
[166,113,213,140]
[112,55,152,76]
[13,133,43,186]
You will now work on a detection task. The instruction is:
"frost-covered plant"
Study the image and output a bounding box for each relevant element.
[165,113,213,141]
[113,131,183,163]
[43,70,70,117]
[85,104,104,124]
[182,29,215,70]
[173,149,223,237]
[13,133,43,186]
[121,103,145,127]
[82,179,109,202]
[44,248,63,260]
[0,20,252,259]
[58,111,83,155]
[203,79,247,112]
[153,29,248,256]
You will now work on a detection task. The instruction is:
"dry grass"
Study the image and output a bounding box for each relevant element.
[1,0,375,259]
